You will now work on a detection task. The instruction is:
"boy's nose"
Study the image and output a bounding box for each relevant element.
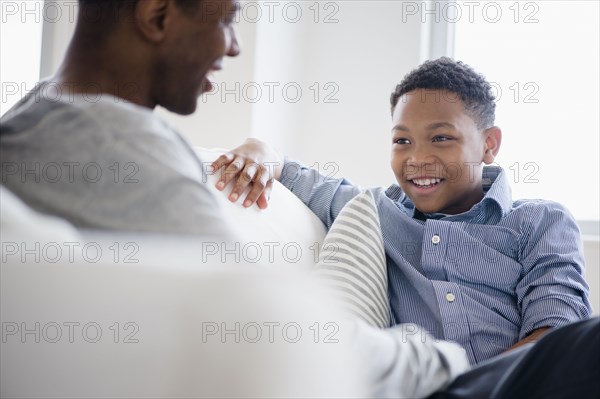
[405,147,436,167]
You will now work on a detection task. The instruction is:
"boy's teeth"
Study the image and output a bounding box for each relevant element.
[413,178,441,186]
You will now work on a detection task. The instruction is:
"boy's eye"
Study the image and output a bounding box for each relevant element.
[394,138,411,145]
[432,136,452,142]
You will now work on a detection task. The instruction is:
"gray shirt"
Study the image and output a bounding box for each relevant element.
[0,82,233,239]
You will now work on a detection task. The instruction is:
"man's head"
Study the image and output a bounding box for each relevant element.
[73,0,241,115]
[389,58,502,215]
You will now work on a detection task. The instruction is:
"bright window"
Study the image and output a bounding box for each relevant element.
[1,0,45,116]
[453,0,599,221]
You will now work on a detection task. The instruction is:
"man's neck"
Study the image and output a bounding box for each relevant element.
[52,34,155,109]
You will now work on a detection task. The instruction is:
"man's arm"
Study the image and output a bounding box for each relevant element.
[348,320,470,398]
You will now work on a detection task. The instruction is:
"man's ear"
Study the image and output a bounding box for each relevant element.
[134,0,171,42]
[483,127,502,164]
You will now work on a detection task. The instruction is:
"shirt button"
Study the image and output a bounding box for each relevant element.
[446,293,456,302]
[432,235,441,245]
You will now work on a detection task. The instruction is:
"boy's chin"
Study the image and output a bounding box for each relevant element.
[411,197,448,214]
[415,205,442,215]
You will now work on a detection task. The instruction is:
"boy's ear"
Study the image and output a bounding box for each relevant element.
[134,0,171,42]
[483,127,502,164]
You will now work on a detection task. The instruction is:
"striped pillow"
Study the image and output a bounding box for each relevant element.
[314,190,390,328]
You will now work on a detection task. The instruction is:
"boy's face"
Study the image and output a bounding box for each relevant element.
[390,89,500,215]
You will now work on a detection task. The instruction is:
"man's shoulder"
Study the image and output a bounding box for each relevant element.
[1,82,162,141]
[1,95,103,139]
[1,94,76,136]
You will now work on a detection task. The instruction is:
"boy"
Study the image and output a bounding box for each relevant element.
[212,57,591,365]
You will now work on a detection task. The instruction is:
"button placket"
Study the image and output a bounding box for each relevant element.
[422,221,450,280]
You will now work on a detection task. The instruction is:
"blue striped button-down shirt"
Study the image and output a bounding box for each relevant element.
[280,161,591,364]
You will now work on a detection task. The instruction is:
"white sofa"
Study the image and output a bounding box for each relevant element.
[0,149,366,398]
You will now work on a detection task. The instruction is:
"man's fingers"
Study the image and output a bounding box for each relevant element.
[256,181,273,210]
[210,153,234,174]
[210,147,276,208]
[245,163,259,181]
[242,181,267,208]
[243,173,271,208]
[217,156,244,190]
[227,162,259,202]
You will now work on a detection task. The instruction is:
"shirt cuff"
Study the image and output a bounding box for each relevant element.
[520,297,591,339]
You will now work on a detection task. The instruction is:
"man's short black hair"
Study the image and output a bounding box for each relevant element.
[390,57,496,130]
[77,0,201,25]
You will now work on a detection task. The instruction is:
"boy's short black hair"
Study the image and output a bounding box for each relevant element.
[390,57,496,130]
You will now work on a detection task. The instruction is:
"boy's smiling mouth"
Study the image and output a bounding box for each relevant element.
[407,177,444,189]
[410,177,442,188]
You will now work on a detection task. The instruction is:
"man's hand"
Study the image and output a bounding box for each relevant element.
[210,138,284,209]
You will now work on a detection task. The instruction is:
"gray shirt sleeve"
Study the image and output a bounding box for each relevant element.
[347,319,470,398]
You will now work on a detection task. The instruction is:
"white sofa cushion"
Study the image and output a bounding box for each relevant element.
[1,258,364,397]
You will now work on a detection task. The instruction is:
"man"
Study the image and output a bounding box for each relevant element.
[1,0,244,238]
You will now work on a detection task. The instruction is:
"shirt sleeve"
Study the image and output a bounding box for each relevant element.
[517,201,592,339]
[347,319,470,398]
[278,159,361,229]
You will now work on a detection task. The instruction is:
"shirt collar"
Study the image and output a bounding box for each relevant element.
[387,165,512,221]
[479,165,512,217]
